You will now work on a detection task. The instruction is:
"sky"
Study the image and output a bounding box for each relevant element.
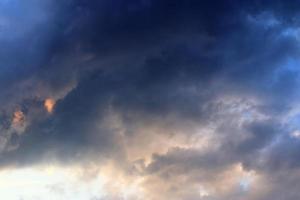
[1,0,300,199]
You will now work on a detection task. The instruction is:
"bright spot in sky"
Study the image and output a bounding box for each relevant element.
[44,98,56,113]
[0,166,106,200]
[199,186,210,197]
[290,130,300,139]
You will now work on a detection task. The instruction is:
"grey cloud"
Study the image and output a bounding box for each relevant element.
[0,1,300,199]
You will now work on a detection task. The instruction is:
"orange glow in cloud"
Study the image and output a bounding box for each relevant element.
[44,98,56,113]
[12,110,25,126]
[12,110,26,135]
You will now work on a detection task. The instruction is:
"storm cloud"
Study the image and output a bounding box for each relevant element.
[0,0,300,199]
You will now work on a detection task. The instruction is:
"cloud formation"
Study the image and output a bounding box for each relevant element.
[0,0,300,199]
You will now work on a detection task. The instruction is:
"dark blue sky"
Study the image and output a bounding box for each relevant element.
[0,0,300,199]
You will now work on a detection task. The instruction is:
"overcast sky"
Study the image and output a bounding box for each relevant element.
[1,0,300,199]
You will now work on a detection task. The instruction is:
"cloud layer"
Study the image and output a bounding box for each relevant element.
[1,0,300,199]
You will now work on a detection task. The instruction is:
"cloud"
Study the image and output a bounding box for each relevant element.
[0,0,300,199]
[44,98,56,113]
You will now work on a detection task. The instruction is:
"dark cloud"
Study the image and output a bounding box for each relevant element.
[1,0,300,199]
